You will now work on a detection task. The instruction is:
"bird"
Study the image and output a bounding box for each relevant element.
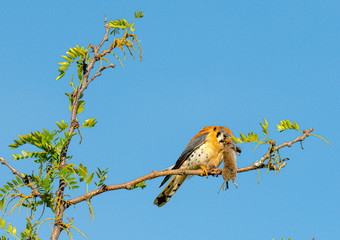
[154,126,238,207]
[219,141,241,193]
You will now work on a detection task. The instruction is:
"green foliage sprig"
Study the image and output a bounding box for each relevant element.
[57,45,87,81]
[232,119,329,182]
[0,216,18,240]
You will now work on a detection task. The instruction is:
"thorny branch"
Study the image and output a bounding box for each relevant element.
[67,129,312,206]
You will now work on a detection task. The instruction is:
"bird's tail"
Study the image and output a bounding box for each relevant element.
[153,175,187,207]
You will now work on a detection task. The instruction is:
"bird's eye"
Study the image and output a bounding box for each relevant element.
[223,134,227,138]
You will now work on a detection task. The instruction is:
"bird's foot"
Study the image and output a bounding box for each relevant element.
[199,165,209,178]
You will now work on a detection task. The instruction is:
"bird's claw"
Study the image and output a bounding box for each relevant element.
[199,165,209,178]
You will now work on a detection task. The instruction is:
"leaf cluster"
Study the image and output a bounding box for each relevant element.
[109,11,144,35]
[2,117,103,237]
[9,128,74,165]
[57,45,88,81]
[232,119,302,179]
[94,167,108,188]
[277,120,300,132]
[0,216,17,240]
[0,176,23,211]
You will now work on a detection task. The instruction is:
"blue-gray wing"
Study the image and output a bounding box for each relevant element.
[159,133,208,187]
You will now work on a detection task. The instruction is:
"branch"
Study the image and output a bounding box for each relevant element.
[66,162,282,206]
[87,63,115,84]
[67,129,312,206]
[0,157,42,197]
[254,128,313,167]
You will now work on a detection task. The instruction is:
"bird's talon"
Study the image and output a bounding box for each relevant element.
[199,165,209,178]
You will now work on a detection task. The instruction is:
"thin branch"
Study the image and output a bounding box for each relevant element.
[0,157,42,197]
[254,128,313,167]
[66,163,278,206]
[67,129,311,206]
[97,15,110,51]
[87,63,115,84]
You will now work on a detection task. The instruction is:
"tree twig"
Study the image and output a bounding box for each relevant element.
[0,157,42,197]
[66,163,280,206]
[87,63,115,84]
[254,128,313,167]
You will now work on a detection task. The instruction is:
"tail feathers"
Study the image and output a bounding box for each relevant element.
[154,175,187,207]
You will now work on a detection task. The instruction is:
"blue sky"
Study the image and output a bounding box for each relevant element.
[0,1,339,239]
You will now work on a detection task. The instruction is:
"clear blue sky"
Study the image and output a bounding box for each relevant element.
[1,1,339,239]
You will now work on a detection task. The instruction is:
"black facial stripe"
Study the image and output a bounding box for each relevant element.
[216,131,221,138]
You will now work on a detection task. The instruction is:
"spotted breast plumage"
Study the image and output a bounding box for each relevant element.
[154,126,239,207]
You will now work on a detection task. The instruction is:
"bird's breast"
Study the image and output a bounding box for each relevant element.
[182,142,224,170]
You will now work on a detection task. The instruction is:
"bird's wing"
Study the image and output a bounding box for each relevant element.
[159,132,209,187]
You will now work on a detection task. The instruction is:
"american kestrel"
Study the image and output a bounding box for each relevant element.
[154,126,240,207]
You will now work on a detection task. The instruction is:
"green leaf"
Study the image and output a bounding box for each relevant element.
[129,23,135,32]
[2,219,5,229]
[0,199,4,210]
[58,66,68,71]
[82,118,98,128]
[85,173,94,184]
[13,226,16,236]
[66,51,76,59]
[15,175,22,184]
[134,11,144,19]
[70,74,74,88]
[131,181,146,190]
[232,136,242,144]
[56,120,69,131]
[77,101,85,114]
[58,62,71,66]
[8,223,12,233]
[7,182,14,189]
[260,118,269,135]
[264,118,268,127]
[277,119,300,132]
[56,72,65,80]
[61,55,73,62]
[240,133,246,142]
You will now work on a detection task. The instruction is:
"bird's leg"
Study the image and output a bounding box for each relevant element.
[199,165,209,178]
